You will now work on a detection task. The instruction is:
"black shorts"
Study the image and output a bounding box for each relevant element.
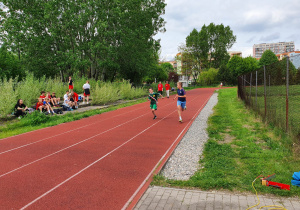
[158,91,163,95]
[84,89,90,95]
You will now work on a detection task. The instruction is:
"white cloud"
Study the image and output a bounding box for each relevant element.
[156,0,300,60]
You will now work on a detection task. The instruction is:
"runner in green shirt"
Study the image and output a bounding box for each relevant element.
[148,87,163,119]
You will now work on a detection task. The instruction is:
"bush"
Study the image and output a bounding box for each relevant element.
[20,111,50,126]
[92,83,120,104]
[0,78,17,117]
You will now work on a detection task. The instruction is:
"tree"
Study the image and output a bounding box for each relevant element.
[227,55,244,79]
[198,68,218,85]
[160,62,174,73]
[0,0,166,83]
[203,23,236,68]
[217,64,234,85]
[168,72,179,83]
[0,44,24,80]
[259,50,278,66]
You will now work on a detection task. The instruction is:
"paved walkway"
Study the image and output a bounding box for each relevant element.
[134,186,300,210]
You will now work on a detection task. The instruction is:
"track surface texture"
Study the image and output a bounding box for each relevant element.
[0,88,216,210]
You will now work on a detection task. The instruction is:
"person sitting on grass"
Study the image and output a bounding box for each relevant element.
[40,91,46,101]
[36,97,49,113]
[51,92,60,106]
[14,99,28,119]
[64,91,69,103]
[43,98,55,115]
[71,91,79,109]
[46,91,57,106]
[63,94,74,111]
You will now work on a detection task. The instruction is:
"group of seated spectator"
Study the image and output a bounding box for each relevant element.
[14,89,83,118]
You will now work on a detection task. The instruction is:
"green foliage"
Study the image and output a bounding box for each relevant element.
[143,64,168,83]
[0,78,17,117]
[225,56,259,85]
[160,62,174,73]
[0,0,166,83]
[259,50,279,66]
[200,23,236,68]
[0,44,24,80]
[0,75,147,117]
[197,68,219,85]
[217,64,234,85]
[20,111,50,126]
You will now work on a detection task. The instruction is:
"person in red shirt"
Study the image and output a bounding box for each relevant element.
[40,91,46,101]
[36,97,49,112]
[157,81,164,97]
[71,91,79,109]
[165,81,171,98]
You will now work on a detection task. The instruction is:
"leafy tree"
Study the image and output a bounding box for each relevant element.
[0,0,166,83]
[143,64,167,83]
[259,50,278,66]
[0,44,24,80]
[203,23,236,68]
[160,62,174,73]
[197,68,218,85]
[227,55,243,78]
[168,72,179,83]
[217,64,234,85]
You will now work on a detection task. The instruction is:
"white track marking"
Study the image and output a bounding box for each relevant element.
[0,100,178,178]
[20,109,178,210]
[121,94,212,210]
[0,100,174,155]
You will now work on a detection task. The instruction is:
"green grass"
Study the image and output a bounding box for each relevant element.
[243,85,300,137]
[152,88,300,197]
[0,98,147,139]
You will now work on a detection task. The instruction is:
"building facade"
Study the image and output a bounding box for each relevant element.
[253,41,295,58]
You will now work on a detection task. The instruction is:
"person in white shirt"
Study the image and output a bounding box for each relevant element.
[63,90,69,103]
[82,81,91,104]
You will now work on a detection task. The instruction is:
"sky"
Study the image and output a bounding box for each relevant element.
[155,0,300,61]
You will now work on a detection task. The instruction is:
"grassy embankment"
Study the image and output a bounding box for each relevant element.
[153,88,300,197]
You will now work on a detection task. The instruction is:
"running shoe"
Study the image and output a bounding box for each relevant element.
[184,106,187,110]
[153,115,157,120]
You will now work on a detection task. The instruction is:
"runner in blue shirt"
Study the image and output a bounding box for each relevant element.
[173,82,186,122]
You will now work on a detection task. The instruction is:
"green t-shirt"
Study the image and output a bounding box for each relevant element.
[148,93,159,104]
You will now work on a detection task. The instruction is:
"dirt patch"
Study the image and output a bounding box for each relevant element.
[243,124,253,130]
[219,133,235,144]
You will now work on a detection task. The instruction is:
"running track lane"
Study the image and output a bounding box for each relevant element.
[0,88,216,209]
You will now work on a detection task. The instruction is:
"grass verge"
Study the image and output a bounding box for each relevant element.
[152,88,300,197]
[0,98,147,139]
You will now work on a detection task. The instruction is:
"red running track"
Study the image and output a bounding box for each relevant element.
[0,88,216,210]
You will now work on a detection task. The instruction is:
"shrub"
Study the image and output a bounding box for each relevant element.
[92,83,120,104]
[0,78,17,117]
[20,111,50,126]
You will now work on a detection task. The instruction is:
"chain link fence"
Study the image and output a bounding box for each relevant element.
[238,55,300,140]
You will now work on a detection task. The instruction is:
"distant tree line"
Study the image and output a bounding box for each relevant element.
[0,0,166,84]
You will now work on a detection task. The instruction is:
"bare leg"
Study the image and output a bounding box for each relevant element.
[177,105,182,121]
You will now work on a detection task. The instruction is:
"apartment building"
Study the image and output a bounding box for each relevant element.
[253,41,295,58]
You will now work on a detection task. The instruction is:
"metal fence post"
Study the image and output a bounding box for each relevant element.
[256,71,257,109]
[250,73,252,105]
[264,65,267,118]
[286,57,289,132]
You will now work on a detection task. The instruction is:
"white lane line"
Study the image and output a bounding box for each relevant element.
[0,101,176,178]
[0,101,157,155]
[20,109,178,210]
[121,93,212,210]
